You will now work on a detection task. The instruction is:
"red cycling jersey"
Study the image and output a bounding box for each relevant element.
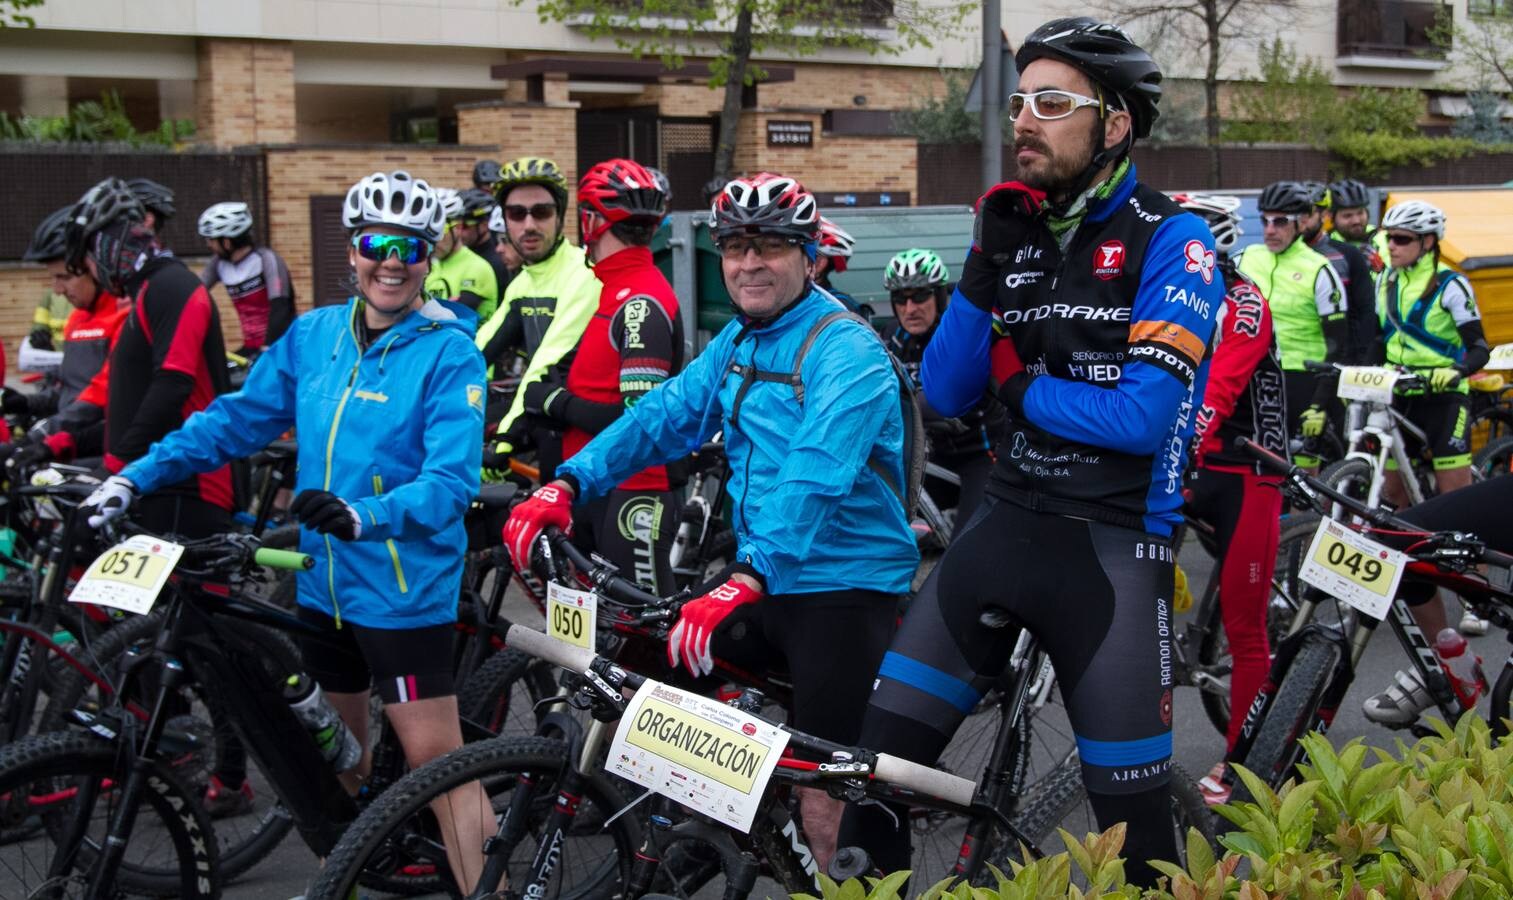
[559,246,682,491]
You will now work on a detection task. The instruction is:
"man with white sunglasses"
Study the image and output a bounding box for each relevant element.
[840,17,1221,887]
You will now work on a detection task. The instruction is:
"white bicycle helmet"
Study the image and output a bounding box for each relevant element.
[434,187,465,224]
[343,170,446,243]
[487,204,505,234]
[197,202,254,239]
[1171,192,1243,253]
[817,217,856,263]
[1381,200,1446,238]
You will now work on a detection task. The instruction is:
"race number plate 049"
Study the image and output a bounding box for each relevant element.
[1336,366,1400,404]
[546,581,597,651]
[69,535,185,616]
[1298,518,1407,621]
[1486,343,1513,371]
[607,680,790,833]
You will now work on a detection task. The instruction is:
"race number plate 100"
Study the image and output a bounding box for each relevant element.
[1298,517,1407,621]
[1336,366,1400,404]
[546,581,597,650]
[607,680,791,833]
[69,535,185,616]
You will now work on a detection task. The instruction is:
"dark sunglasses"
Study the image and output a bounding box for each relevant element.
[504,203,558,223]
[891,291,935,306]
[1386,233,1422,246]
[1260,214,1298,229]
[352,233,432,265]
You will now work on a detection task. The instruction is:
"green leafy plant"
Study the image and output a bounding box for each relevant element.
[1222,38,1336,144]
[0,90,195,146]
[798,712,1513,899]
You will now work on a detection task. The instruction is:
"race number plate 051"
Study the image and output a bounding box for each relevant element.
[1336,366,1400,404]
[607,680,790,833]
[1486,343,1513,371]
[69,535,185,616]
[1298,518,1407,621]
[545,581,597,651]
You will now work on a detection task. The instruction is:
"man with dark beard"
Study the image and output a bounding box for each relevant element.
[1300,182,1379,364]
[839,19,1221,887]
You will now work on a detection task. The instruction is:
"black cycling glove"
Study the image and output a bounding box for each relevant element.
[290,489,361,541]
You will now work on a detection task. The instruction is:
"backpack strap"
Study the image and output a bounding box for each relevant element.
[1382,269,1464,363]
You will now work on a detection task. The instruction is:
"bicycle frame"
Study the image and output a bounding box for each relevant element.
[1338,398,1432,513]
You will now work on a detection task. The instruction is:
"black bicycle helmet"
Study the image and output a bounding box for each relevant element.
[1329,178,1372,210]
[472,159,503,192]
[1301,180,1330,209]
[1016,18,1163,139]
[64,176,145,273]
[1257,180,1313,215]
[126,177,175,219]
[458,188,497,223]
[24,206,73,263]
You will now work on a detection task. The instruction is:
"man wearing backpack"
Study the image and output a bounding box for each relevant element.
[502,172,917,869]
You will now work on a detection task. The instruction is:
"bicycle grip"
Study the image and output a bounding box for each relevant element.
[253,548,315,570]
[507,623,596,674]
[873,753,975,806]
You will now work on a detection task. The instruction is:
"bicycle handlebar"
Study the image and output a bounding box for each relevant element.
[541,526,673,609]
[1302,360,1436,391]
[1239,437,1513,569]
[503,623,976,805]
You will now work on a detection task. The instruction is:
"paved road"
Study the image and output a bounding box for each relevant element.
[9,532,1501,899]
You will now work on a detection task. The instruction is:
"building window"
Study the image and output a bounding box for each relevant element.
[1469,0,1513,17]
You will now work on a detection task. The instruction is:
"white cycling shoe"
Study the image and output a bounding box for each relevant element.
[1458,608,1490,637]
[1362,669,1435,726]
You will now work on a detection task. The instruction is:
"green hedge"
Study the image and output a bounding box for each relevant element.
[802,713,1513,899]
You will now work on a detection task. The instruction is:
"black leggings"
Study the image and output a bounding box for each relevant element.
[837,497,1178,886]
[1396,476,1513,605]
[572,489,676,596]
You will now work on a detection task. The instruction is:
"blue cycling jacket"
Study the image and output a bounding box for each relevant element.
[121,298,485,628]
[559,287,918,596]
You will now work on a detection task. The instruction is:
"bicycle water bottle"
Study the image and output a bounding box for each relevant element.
[283,674,363,772]
[1434,628,1486,707]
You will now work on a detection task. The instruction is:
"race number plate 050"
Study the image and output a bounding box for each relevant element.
[1486,343,1513,371]
[1336,366,1400,404]
[607,680,790,833]
[546,581,597,651]
[1298,518,1407,621]
[69,535,185,616]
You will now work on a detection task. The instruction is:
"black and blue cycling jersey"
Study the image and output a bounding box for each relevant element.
[922,172,1223,537]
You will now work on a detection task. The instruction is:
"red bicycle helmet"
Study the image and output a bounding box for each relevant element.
[577,158,667,245]
[710,173,819,243]
[816,217,855,272]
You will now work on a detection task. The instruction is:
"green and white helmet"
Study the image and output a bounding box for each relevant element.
[884,249,950,292]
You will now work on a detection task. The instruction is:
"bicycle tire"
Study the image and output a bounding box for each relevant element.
[305,736,640,900]
[982,762,1215,878]
[1230,632,1340,807]
[1318,457,1374,519]
[1194,513,1322,738]
[39,612,299,885]
[0,730,219,899]
[1473,434,1513,480]
[455,647,558,737]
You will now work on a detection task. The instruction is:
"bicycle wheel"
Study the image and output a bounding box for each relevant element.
[1194,512,1323,737]
[0,730,218,899]
[40,613,298,885]
[1318,457,1374,519]
[1229,632,1341,807]
[1473,435,1513,480]
[455,647,559,737]
[306,736,640,900]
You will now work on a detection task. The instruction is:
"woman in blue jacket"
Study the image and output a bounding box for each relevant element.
[85,170,492,890]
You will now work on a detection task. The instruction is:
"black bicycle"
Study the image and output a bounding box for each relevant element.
[1221,437,1513,806]
[304,529,1215,899]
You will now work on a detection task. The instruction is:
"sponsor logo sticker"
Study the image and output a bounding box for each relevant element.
[1093,240,1125,281]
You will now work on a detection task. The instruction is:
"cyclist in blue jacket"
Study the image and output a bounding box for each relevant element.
[84,170,493,892]
[504,172,917,869]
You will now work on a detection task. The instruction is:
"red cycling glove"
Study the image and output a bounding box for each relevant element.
[502,483,574,573]
[667,578,762,677]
